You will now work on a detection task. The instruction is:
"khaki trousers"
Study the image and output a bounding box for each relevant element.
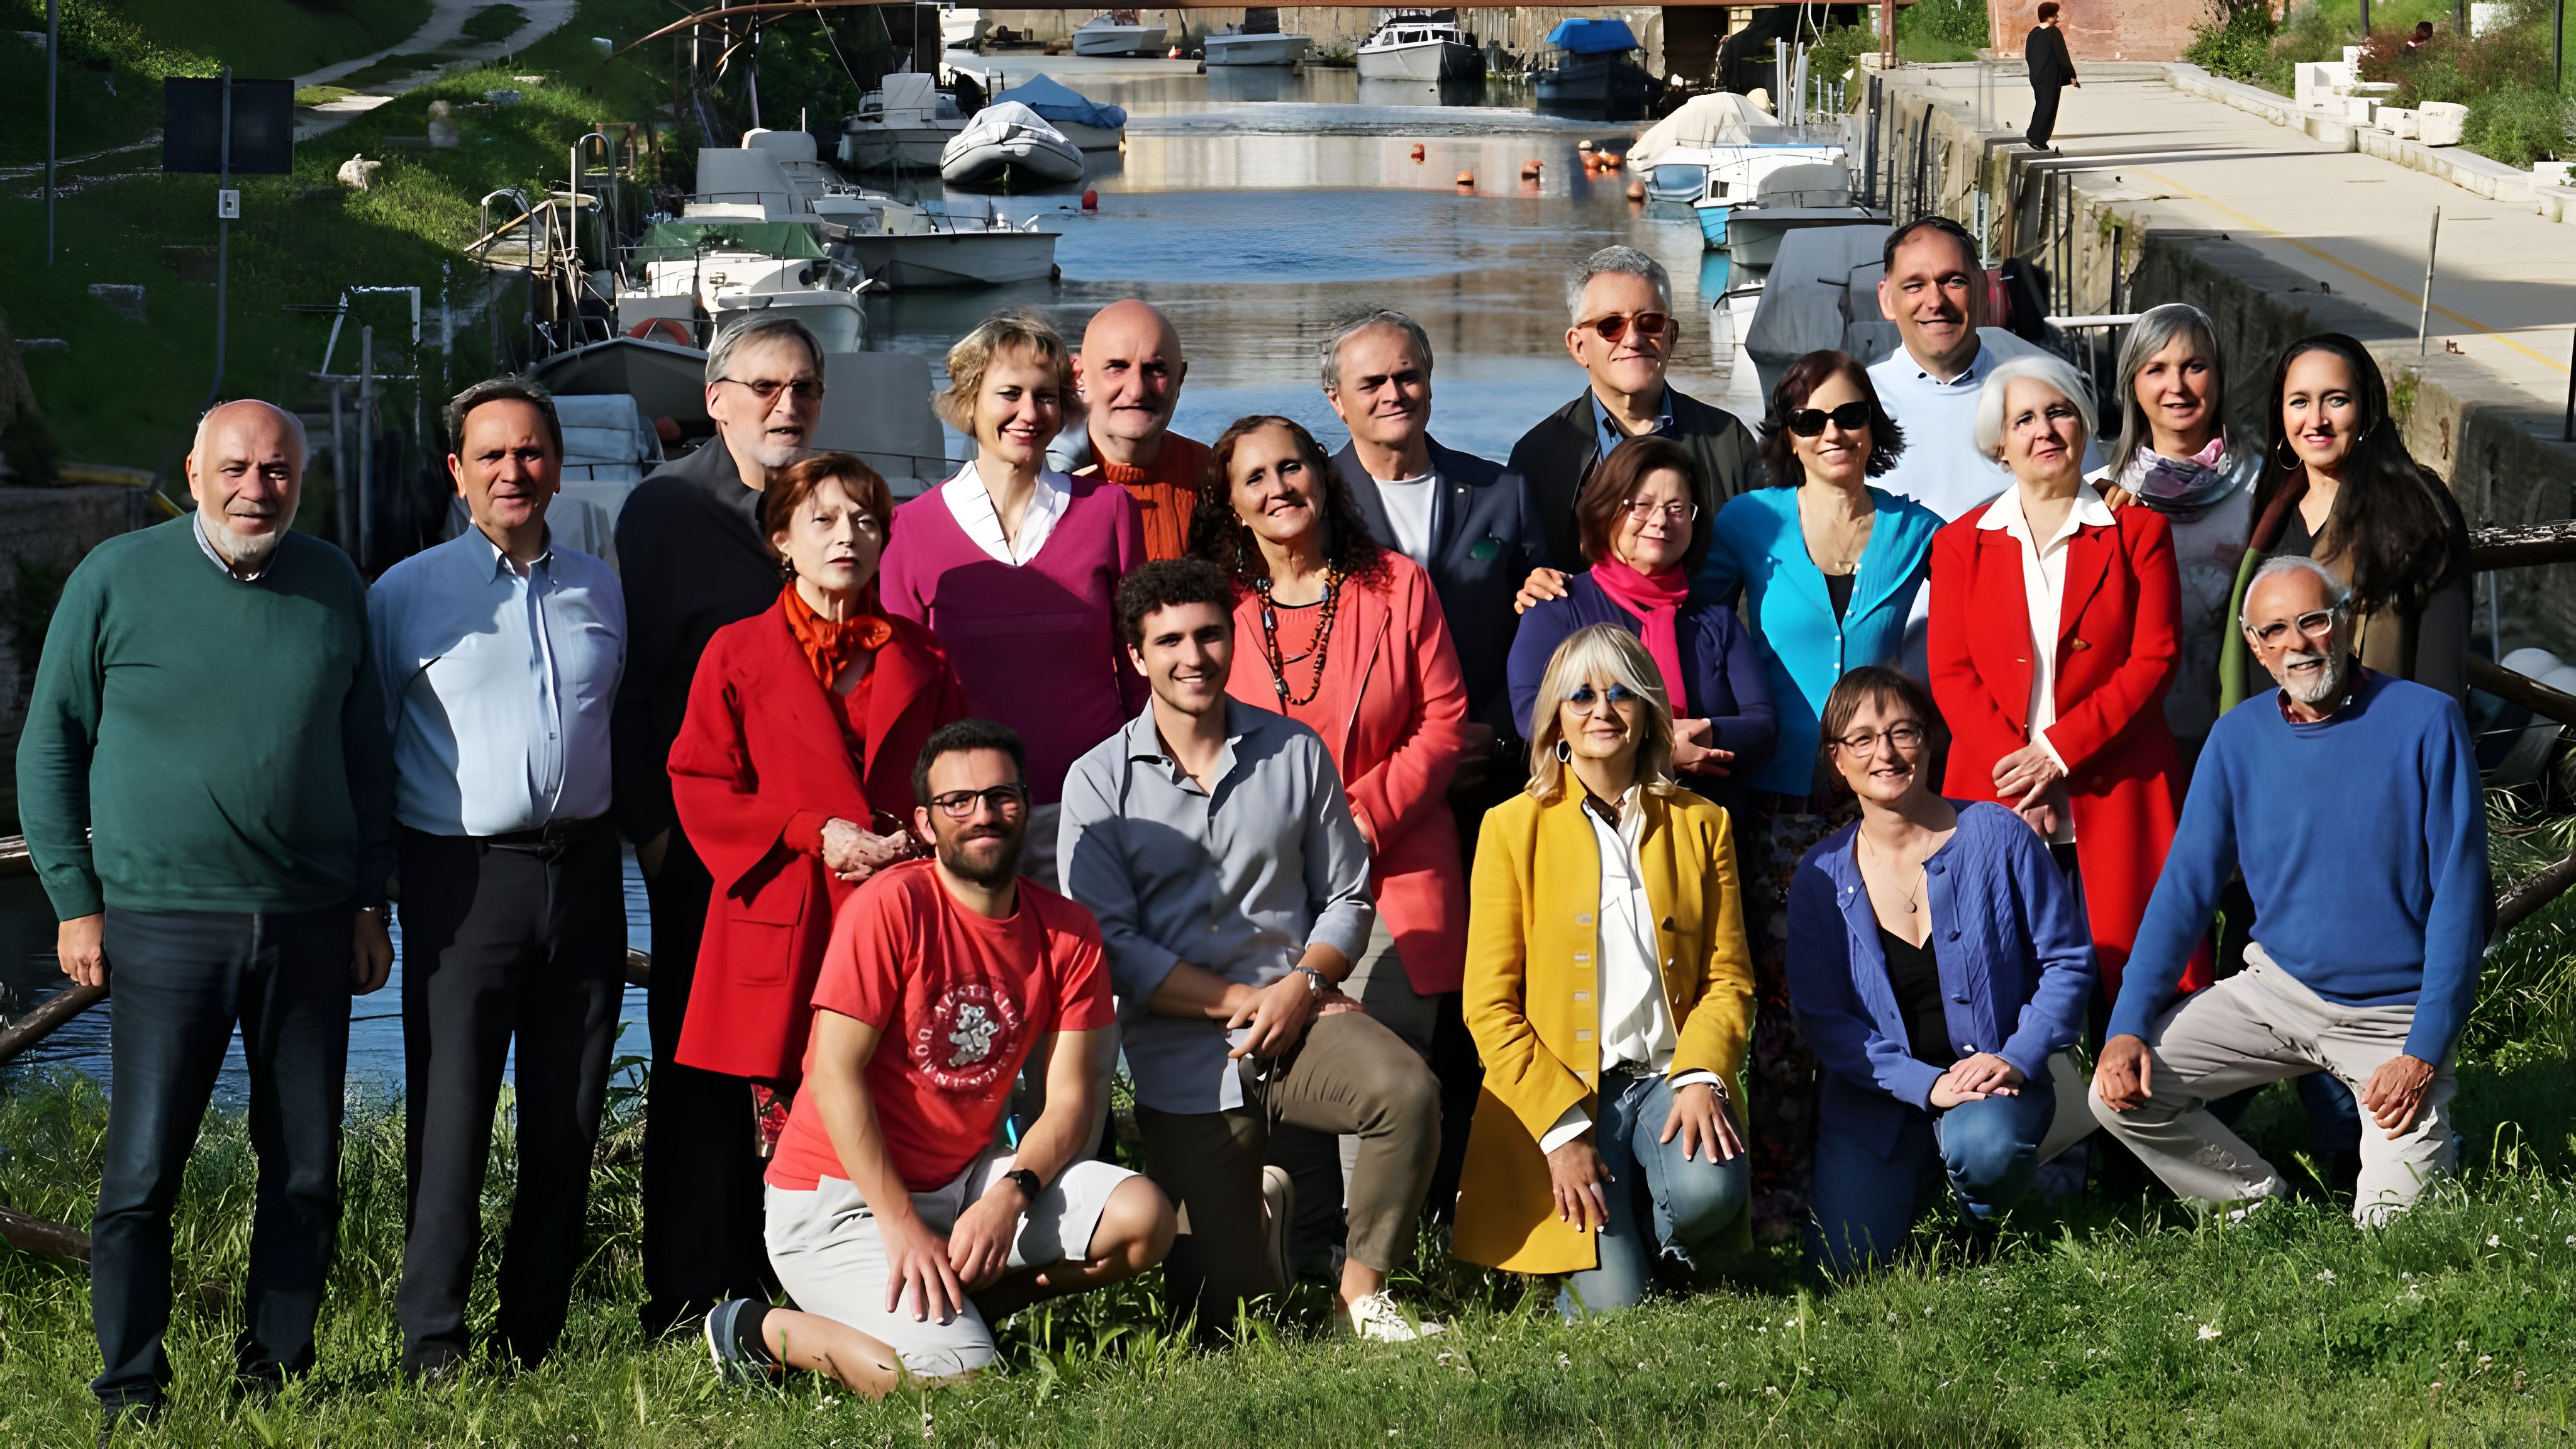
[2089,946,2457,1224]
[1136,1009,1440,1331]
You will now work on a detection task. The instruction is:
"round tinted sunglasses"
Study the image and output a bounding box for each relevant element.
[1565,683,1642,714]
[1785,401,1873,436]
[1581,311,1670,344]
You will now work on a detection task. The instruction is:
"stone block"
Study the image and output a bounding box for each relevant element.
[2418,101,2467,147]
[84,284,144,324]
[2382,107,2419,139]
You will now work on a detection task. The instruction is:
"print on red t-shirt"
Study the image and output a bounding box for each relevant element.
[765,859,1114,1193]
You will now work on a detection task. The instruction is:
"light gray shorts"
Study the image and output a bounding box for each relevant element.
[764,1148,1135,1377]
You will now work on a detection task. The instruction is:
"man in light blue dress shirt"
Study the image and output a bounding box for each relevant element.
[366,379,628,1379]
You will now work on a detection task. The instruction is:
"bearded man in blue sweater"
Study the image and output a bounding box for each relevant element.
[2092,556,2488,1224]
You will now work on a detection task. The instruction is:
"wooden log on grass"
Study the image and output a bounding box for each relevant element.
[0,982,107,1068]
[0,1203,89,1265]
[2470,520,2576,573]
[2496,850,2576,936]
[2470,656,2576,730]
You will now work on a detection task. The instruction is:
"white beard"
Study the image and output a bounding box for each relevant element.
[2276,648,2349,709]
[209,521,284,572]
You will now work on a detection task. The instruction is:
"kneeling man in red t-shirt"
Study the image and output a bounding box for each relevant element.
[702,719,1176,1394]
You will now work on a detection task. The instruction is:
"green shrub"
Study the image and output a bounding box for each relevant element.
[1807,24,1877,99]
[2184,4,2279,83]
[1899,0,1993,50]
[2463,84,2573,164]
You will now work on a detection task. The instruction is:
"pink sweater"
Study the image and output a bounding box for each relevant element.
[880,476,1147,802]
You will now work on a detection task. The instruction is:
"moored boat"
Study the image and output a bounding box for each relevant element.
[1357,9,1482,82]
[940,102,1085,189]
[990,72,1128,150]
[1205,8,1310,66]
[1071,9,1166,57]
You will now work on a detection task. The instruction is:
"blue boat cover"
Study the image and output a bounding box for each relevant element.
[1545,18,1638,53]
[991,74,1128,130]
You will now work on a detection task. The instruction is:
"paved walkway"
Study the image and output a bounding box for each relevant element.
[1901,64,2576,413]
[299,0,579,138]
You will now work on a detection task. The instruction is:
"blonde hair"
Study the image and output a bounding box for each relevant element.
[1524,625,1677,805]
[936,310,1073,433]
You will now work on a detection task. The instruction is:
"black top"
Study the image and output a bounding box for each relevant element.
[2267,508,2470,705]
[1506,386,1764,587]
[2023,25,2077,88]
[609,438,782,846]
[1824,569,1855,621]
[1877,926,1955,1069]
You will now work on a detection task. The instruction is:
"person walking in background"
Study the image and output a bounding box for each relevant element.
[2094,304,2262,764]
[616,314,830,1335]
[2022,2,2079,152]
[19,399,394,1427]
[1787,668,2095,1274]
[1319,309,1551,780]
[1455,625,1754,1316]
[1194,414,1473,1274]
[2222,333,2471,710]
[1695,350,1943,1242]
[704,722,1176,1394]
[1929,353,2203,1009]
[370,380,626,1380]
[1059,560,1444,1342]
[1062,299,1211,561]
[667,455,967,1160]
[882,311,1147,894]
[2094,558,2489,1224]
[1509,246,1765,569]
[1507,436,1775,805]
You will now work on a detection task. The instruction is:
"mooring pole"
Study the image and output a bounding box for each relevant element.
[44,0,57,265]
[208,67,235,407]
[2417,206,2440,356]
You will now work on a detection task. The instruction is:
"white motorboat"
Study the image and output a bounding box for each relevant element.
[1357,10,1482,82]
[615,216,869,354]
[1689,130,1853,249]
[938,4,986,52]
[1071,10,1166,57]
[940,102,1085,189]
[838,72,966,171]
[991,73,1127,150]
[1205,8,1310,66]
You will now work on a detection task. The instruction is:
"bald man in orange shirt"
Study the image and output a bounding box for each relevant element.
[1069,300,1213,561]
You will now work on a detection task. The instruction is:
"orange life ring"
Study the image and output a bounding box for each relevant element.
[627,317,695,347]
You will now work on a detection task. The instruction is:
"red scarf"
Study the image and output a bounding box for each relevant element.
[781,583,893,689]
[1589,560,1692,712]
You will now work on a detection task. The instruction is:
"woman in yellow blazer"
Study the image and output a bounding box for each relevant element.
[1455,624,1755,1316]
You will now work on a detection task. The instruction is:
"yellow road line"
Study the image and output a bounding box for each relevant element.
[2133,168,2570,375]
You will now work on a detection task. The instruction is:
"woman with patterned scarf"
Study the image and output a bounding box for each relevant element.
[669,453,970,1142]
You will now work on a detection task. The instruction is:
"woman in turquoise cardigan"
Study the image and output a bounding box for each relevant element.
[1693,348,1942,1242]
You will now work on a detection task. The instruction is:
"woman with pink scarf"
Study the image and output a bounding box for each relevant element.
[1506,435,1777,813]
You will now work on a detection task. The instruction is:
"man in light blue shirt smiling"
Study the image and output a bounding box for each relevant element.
[366,377,627,1379]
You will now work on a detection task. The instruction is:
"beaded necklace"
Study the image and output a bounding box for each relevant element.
[1254,567,1342,707]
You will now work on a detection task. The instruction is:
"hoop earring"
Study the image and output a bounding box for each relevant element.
[1554,739,1572,764]
[2270,436,2301,471]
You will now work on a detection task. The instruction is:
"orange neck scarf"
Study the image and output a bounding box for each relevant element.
[782,582,893,689]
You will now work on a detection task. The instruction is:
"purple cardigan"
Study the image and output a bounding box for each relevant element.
[879,475,1147,804]
[1506,570,1777,773]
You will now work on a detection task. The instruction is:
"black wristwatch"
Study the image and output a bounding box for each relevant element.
[1003,1167,1043,1206]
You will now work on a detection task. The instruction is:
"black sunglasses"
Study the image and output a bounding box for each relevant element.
[1785,401,1873,436]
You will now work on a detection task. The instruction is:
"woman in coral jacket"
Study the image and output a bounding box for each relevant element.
[669,453,970,1099]
[1927,354,2208,1003]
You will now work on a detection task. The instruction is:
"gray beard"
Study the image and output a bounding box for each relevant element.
[209,521,284,571]
[2277,649,2349,708]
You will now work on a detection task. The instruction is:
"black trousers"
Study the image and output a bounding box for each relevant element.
[394,826,625,1371]
[91,904,355,1411]
[638,831,774,1335]
[2028,82,2065,148]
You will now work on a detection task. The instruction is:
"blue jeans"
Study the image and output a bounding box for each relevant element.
[1805,1075,2055,1276]
[91,905,354,1411]
[1557,1070,1750,1318]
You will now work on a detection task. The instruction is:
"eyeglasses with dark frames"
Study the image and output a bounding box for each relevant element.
[1831,722,1928,757]
[926,782,1031,819]
[716,376,823,404]
[1785,401,1874,436]
[1580,311,1671,345]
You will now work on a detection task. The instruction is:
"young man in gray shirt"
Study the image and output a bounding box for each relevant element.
[1058,559,1443,1343]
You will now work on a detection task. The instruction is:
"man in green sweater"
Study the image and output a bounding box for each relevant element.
[16,399,394,1430]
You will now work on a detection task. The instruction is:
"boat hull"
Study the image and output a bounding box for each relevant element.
[1357,39,1480,82]
[1071,25,1166,56]
[838,125,962,171]
[1533,57,1653,116]
[833,231,1059,287]
[1205,33,1311,66]
[940,138,1085,189]
[1050,119,1125,151]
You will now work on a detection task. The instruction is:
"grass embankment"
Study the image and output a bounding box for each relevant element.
[0,0,677,480]
[0,807,2570,1446]
[0,0,434,166]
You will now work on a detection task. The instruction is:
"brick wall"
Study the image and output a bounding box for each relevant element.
[1986,0,2218,64]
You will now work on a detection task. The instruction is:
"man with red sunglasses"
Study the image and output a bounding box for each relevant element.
[1508,246,1763,574]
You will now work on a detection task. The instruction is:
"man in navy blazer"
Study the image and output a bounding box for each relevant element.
[1319,309,1553,748]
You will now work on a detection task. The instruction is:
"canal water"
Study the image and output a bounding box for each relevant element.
[0,55,1763,1106]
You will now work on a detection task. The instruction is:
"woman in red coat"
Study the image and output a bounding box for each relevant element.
[669,453,970,1095]
[1928,355,2209,1002]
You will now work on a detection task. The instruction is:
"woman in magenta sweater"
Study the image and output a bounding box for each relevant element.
[880,311,1147,889]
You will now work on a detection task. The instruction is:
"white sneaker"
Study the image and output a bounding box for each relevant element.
[1260,1165,1296,1293]
[1346,1291,1445,1343]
